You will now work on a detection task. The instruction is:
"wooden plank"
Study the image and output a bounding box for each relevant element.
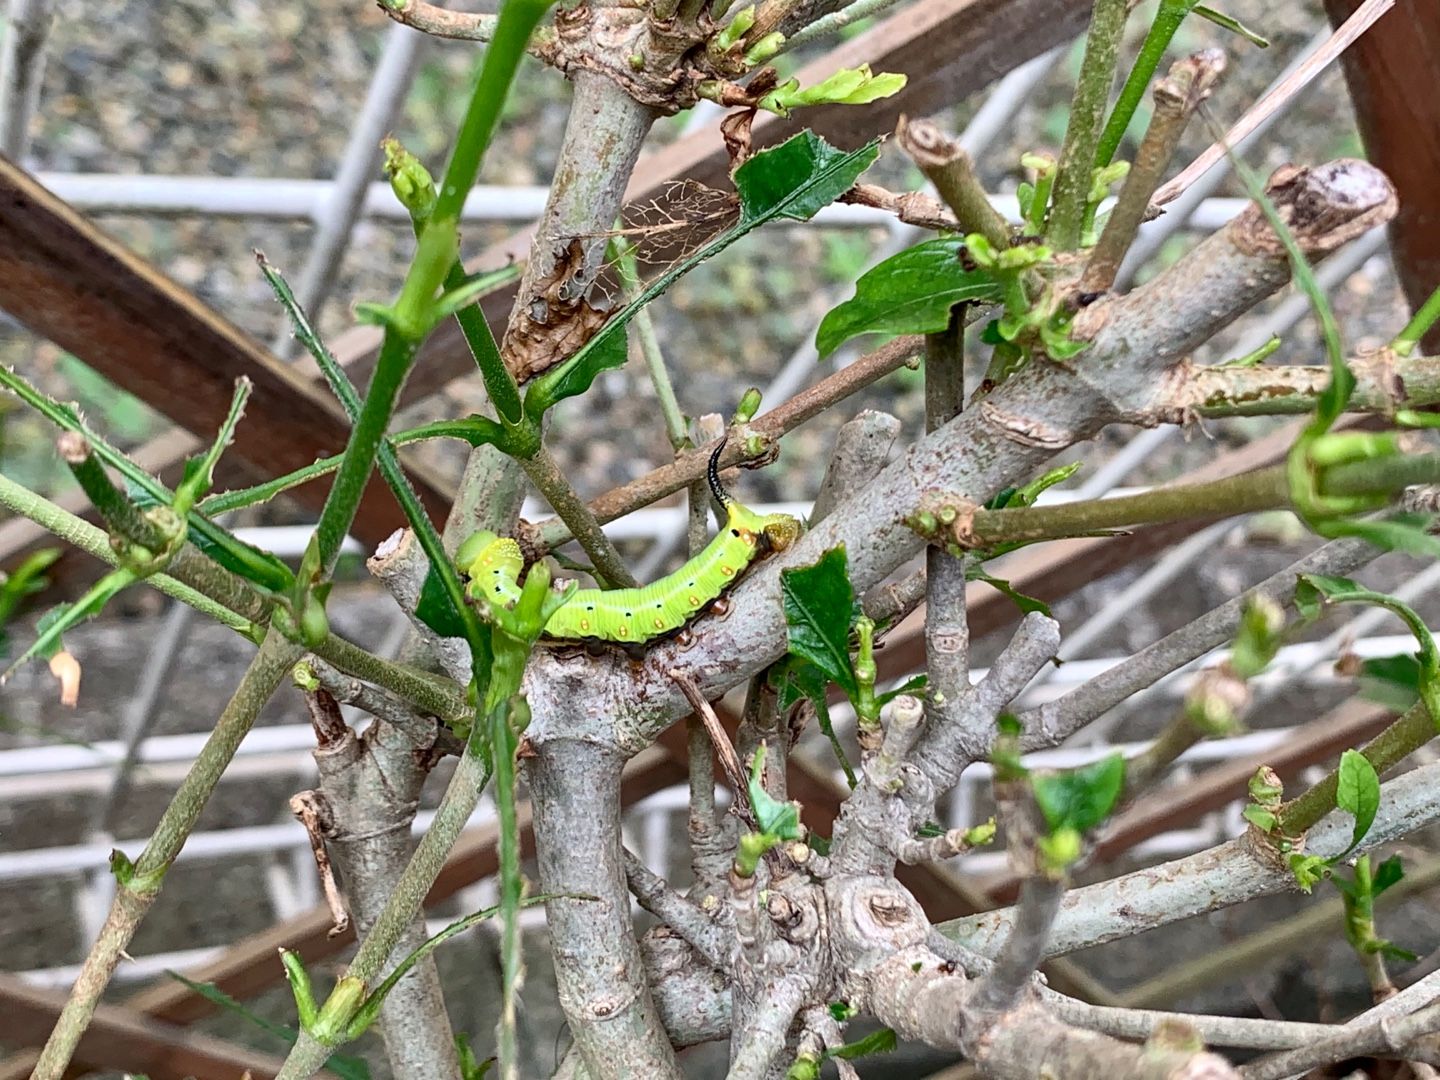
[0,974,302,1080]
[1325,0,1440,352]
[0,155,451,546]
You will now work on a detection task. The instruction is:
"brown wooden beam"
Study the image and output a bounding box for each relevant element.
[1325,0,1440,352]
[0,154,452,547]
[0,974,305,1080]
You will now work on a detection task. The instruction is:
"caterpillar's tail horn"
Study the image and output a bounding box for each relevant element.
[707,442,733,507]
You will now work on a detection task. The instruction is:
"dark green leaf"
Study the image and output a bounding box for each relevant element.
[416,561,473,639]
[968,570,1052,617]
[877,673,928,707]
[816,237,1002,357]
[163,971,372,1080]
[522,323,629,421]
[780,658,856,787]
[1373,854,1406,896]
[1335,748,1380,856]
[748,745,803,840]
[1032,753,1125,835]
[827,1027,898,1062]
[734,130,880,223]
[1359,654,1422,711]
[780,546,859,695]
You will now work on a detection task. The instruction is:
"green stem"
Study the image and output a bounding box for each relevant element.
[1393,283,1440,358]
[521,446,639,589]
[57,434,168,552]
[433,1,553,225]
[442,257,527,431]
[1278,701,1434,835]
[196,418,500,517]
[0,471,469,722]
[262,256,493,701]
[304,0,553,584]
[1083,52,1215,293]
[946,455,1440,548]
[1047,0,1130,251]
[32,629,302,1080]
[275,745,496,1080]
[490,699,525,1080]
[0,471,259,639]
[1095,0,1196,168]
[313,633,469,725]
[307,331,419,578]
[617,237,689,452]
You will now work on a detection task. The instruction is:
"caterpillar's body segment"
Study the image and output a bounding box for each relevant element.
[457,448,802,644]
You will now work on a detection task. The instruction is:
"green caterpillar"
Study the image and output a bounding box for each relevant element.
[458,445,802,643]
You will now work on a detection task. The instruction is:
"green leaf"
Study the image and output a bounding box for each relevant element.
[1288,852,1330,893]
[526,131,878,420]
[2,570,131,683]
[1359,654,1423,711]
[748,745,803,841]
[1242,804,1277,832]
[1378,941,1418,962]
[877,674,928,707]
[780,546,859,696]
[776,657,856,787]
[967,570,1052,617]
[1032,753,1126,835]
[816,238,1002,357]
[416,560,472,639]
[1295,573,1440,726]
[1334,748,1380,857]
[827,1027,898,1061]
[523,324,629,421]
[455,1033,495,1080]
[163,972,371,1079]
[1373,853,1405,896]
[734,130,880,223]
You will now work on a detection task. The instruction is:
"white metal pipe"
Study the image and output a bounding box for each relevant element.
[275,21,426,357]
[31,171,1249,232]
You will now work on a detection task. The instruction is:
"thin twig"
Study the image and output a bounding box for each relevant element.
[290,790,351,937]
[531,336,922,550]
[521,445,640,589]
[31,630,302,1080]
[1081,50,1226,294]
[670,668,753,822]
[898,117,1011,250]
[1047,0,1130,250]
[1153,0,1396,205]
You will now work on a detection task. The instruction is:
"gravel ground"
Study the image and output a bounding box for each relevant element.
[1,0,1436,1077]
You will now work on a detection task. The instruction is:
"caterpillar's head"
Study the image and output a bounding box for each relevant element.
[456,529,524,600]
[727,502,803,555]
